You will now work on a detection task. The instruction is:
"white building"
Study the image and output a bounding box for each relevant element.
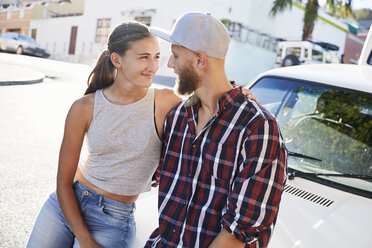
[29,0,349,83]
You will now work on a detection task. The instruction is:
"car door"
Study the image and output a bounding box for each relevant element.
[6,33,20,52]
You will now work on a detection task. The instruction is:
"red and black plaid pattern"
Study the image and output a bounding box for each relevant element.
[146,86,287,248]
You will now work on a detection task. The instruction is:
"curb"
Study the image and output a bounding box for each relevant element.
[0,65,45,86]
[0,78,44,86]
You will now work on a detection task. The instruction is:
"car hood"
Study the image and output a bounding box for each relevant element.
[270,177,372,248]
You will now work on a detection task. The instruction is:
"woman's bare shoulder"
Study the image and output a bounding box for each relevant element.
[67,92,95,120]
[154,88,181,107]
[73,93,94,109]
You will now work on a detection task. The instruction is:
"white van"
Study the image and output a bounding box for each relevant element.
[275,40,340,67]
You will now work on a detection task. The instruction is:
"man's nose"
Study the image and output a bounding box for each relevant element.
[167,55,174,68]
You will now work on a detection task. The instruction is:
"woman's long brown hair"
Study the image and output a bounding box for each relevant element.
[85,22,151,95]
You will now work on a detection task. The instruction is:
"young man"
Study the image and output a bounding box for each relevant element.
[146,12,288,248]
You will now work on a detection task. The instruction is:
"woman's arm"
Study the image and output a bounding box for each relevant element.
[56,94,102,248]
[154,88,181,139]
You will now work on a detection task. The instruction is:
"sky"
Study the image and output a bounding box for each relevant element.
[352,0,372,9]
[319,0,372,10]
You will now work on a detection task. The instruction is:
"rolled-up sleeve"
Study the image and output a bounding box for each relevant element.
[222,118,288,247]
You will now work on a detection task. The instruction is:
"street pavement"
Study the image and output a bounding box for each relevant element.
[0,52,175,247]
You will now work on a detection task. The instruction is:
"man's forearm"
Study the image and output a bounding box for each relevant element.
[209,229,245,248]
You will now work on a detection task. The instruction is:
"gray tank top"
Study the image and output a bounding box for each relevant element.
[79,88,161,195]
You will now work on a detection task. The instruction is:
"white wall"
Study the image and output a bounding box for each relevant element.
[226,39,276,86]
[30,0,349,81]
[30,15,104,63]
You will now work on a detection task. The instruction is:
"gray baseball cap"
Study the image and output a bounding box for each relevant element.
[149,12,230,59]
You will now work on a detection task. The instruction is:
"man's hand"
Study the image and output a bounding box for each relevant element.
[241,88,261,105]
[209,229,245,248]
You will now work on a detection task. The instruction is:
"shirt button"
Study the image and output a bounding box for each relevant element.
[172,229,176,233]
[192,145,196,148]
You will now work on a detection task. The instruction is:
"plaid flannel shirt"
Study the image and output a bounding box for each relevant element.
[146,86,287,247]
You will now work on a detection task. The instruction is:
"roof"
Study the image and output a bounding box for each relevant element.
[249,64,372,94]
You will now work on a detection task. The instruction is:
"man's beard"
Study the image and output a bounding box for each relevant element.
[174,64,201,97]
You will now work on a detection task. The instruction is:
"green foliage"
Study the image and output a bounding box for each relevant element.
[270,0,294,16]
[270,0,353,40]
[220,18,231,26]
[281,89,372,175]
[353,8,372,20]
[325,0,353,18]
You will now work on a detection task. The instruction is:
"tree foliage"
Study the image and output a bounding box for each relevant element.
[281,88,372,175]
[353,8,372,20]
[270,0,353,40]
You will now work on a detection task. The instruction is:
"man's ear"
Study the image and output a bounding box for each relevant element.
[195,51,207,69]
[110,52,121,69]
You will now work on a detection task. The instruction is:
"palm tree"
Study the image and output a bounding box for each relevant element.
[270,0,353,41]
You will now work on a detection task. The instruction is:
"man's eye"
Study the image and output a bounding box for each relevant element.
[140,56,148,59]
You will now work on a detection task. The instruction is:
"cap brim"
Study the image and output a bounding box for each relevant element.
[149,27,176,44]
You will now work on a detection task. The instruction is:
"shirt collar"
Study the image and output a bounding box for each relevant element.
[184,83,244,114]
[217,85,243,113]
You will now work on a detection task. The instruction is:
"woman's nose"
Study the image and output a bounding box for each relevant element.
[147,59,156,72]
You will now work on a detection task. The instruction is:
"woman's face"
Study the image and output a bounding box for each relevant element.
[117,36,160,88]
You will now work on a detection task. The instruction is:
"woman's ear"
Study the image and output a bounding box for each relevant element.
[110,52,121,69]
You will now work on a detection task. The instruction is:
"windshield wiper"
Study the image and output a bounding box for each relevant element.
[288,169,372,181]
[288,151,322,162]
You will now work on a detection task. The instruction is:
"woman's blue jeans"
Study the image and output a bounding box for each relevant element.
[27,181,136,248]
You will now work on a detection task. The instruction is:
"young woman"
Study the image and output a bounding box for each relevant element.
[26,21,178,248]
[27,21,256,248]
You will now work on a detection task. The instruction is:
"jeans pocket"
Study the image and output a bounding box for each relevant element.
[99,203,133,222]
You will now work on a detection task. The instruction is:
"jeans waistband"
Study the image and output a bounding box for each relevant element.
[73,180,136,212]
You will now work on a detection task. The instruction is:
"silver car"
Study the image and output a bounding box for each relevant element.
[0,32,50,58]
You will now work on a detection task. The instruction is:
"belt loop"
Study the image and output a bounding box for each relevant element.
[98,196,103,208]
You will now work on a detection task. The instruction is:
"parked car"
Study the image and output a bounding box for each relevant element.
[0,32,50,58]
[246,57,372,248]
[131,28,372,248]
[275,40,340,67]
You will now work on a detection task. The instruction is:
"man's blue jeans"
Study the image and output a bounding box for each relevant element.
[27,181,136,248]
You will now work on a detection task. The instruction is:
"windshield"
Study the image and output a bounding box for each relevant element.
[250,76,372,194]
[19,35,37,44]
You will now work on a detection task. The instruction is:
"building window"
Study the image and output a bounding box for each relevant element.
[6,10,11,19]
[31,29,37,40]
[134,16,151,26]
[95,18,111,43]
[19,9,24,18]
